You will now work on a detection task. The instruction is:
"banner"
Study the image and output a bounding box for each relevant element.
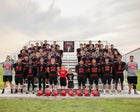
[63,41,75,52]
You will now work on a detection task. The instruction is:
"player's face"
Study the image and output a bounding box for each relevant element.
[117,56,122,61]
[51,58,55,64]
[130,57,134,62]
[92,59,96,64]
[68,69,72,73]
[79,60,84,65]
[61,66,65,69]
[17,59,21,63]
[40,58,44,63]
[25,56,28,60]
[29,61,32,65]
[6,56,10,61]
[105,59,109,63]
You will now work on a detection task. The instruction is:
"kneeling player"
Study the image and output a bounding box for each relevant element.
[47,58,59,91]
[114,55,126,94]
[102,57,112,95]
[37,58,47,94]
[75,59,87,90]
[89,58,100,91]
[13,59,24,94]
[26,60,35,94]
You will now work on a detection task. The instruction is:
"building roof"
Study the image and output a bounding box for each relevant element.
[125,47,140,55]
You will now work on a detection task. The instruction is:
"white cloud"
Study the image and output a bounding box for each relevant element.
[0,0,140,62]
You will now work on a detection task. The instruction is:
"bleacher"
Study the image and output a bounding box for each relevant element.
[11,40,127,91]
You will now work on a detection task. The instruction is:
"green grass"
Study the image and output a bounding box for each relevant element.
[0,68,140,112]
[0,98,139,112]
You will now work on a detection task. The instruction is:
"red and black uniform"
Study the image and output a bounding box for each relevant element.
[75,64,87,87]
[102,63,112,85]
[89,64,100,85]
[84,55,92,83]
[59,69,67,86]
[22,60,29,80]
[37,63,47,91]
[97,56,105,80]
[110,60,116,81]
[67,73,74,89]
[48,64,59,85]
[27,64,36,91]
[13,63,24,85]
[31,56,38,77]
[114,61,126,83]
[57,50,63,67]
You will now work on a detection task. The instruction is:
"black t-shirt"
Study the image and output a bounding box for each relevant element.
[27,64,36,76]
[114,61,126,75]
[84,56,92,65]
[22,60,29,71]
[67,73,74,83]
[75,64,87,76]
[37,63,47,74]
[102,63,112,76]
[89,64,100,76]
[13,63,24,75]
[48,63,59,76]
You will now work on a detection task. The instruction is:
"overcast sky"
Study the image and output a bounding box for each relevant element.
[0,0,140,62]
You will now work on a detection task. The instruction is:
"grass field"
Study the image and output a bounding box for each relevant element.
[0,98,140,112]
[0,68,140,112]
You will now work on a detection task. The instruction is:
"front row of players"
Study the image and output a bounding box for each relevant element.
[12,58,74,94]
[1,55,139,95]
[76,55,138,95]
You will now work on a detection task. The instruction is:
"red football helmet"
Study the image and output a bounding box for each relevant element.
[60,90,67,96]
[76,90,82,96]
[53,90,59,96]
[84,90,90,96]
[45,90,52,96]
[92,90,99,96]
[68,90,74,96]
[37,90,43,96]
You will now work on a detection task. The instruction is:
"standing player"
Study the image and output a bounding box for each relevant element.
[102,57,112,95]
[47,58,59,91]
[84,53,92,84]
[67,68,74,90]
[75,60,87,90]
[89,58,100,91]
[126,55,139,95]
[37,58,47,94]
[13,58,24,94]
[1,56,13,94]
[22,55,29,84]
[59,66,67,90]
[114,55,126,94]
[26,60,35,94]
